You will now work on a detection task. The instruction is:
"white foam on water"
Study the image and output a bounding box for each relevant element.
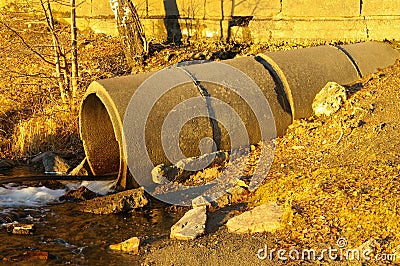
[63,180,115,195]
[0,186,67,207]
[80,180,115,195]
[0,179,115,208]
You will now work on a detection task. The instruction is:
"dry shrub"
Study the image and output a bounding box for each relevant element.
[11,104,79,158]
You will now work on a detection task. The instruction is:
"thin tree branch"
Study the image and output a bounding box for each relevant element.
[0,20,56,67]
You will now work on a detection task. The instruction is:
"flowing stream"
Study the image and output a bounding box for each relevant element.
[0,167,182,264]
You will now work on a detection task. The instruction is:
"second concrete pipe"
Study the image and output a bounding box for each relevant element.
[79,42,399,188]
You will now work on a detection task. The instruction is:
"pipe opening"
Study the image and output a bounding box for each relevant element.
[80,93,120,176]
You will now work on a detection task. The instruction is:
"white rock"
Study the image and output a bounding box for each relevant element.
[151,164,169,184]
[312,82,347,116]
[226,202,284,234]
[170,206,207,240]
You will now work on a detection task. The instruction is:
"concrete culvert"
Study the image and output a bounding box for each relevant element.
[338,41,400,77]
[80,72,155,188]
[80,42,400,189]
[256,45,360,121]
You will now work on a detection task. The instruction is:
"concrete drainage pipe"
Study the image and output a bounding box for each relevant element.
[79,42,399,189]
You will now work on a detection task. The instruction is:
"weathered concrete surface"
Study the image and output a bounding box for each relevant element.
[339,42,400,77]
[257,45,358,120]
[366,18,400,41]
[223,56,292,137]
[177,0,206,18]
[109,237,140,254]
[204,0,233,19]
[2,0,400,42]
[78,187,148,214]
[232,0,281,18]
[282,0,360,17]
[362,0,400,16]
[245,19,368,42]
[226,202,284,234]
[79,72,153,188]
[170,206,207,240]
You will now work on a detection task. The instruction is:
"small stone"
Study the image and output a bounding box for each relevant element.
[192,196,211,208]
[44,155,70,173]
[193,52,205,60]
[356,238,379,260]
[109,237,140,254]
[151,164,169,184]
[393,245,400,262]
[7,223,35,235]
[79,187,148,214]
[164,53,176,62]
[0,159,14,169]
[26,251,49,260]
[170,206,207,240]
[226,202,284,234]
[33,152,70,173]
[59,186,99,202]
[215,193,231,208]
[215,183,248,208]
[3,250,49,261]
[312,82,347,117]
[227,185,248,202]
[152,151,229,184]
[291,145,305,150]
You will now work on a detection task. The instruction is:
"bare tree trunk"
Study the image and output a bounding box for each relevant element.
[40,0,68,103]
[110,0,148,69]
[70,0,78,105]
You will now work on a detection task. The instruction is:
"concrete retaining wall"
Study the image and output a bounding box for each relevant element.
[1,0,399,42]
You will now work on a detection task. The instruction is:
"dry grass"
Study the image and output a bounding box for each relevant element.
[249,61,400,256]
[11,104,78,157]
[0,11,127,159]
